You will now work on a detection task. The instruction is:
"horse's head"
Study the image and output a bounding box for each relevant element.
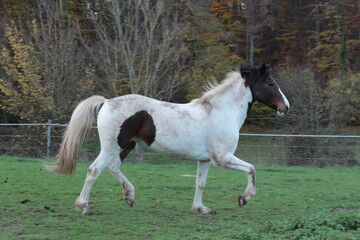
[242,63,290,116]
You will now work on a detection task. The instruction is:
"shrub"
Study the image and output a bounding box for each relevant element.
[268,211,360,240]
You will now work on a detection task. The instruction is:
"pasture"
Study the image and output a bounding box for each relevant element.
[1,155,359,240]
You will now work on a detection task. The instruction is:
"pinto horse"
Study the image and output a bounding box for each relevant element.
[50,63,289,215]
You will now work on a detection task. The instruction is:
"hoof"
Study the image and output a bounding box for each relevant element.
[122,185,135,208]
[81,207,91,215]
[192,206,216,214]
[238,195,247,208]
[76,198,90,215]
[125,198,135,208]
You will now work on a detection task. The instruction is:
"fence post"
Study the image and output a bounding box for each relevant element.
[47,119,52,157]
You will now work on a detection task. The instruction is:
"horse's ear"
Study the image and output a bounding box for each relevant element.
[240,65,251,77]
[260,62,270,74]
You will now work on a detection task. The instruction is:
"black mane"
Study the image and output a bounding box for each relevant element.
[240,65,261,74]
[240,64,270,87]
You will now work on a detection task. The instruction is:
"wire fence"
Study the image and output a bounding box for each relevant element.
[0,121,359,166]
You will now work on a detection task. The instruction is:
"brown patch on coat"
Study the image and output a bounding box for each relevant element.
[117,111,156,150]
[120,141,136,161]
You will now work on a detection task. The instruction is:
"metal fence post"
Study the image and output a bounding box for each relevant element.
[47,119,52,157]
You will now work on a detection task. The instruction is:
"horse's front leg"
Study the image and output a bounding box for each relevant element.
[192,160,214,214]
[212,153,256,207]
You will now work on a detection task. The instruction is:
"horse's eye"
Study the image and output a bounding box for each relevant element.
[268,83,274,87]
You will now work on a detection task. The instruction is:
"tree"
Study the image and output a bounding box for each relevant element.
[84,0,187,101]
[210,0,277,65]
[298,0,360,81]
[0,0,95,122]
[276,66,330,133]
[327,73,360,126]
[276,66,358,166]
[0,21,53,122]
[184,0,243,101]
[34,0,95,121]
[272,0,307,65]
[1,0,359,131]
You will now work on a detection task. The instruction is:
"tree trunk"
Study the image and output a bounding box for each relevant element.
[249,33,255,66]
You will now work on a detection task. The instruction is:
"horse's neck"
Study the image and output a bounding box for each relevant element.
[211,81,253,128]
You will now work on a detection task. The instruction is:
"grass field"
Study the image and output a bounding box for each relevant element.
[1,155,359,240]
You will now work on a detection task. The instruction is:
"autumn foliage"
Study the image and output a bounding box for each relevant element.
[0,0,359,128]
[0,21,53,122]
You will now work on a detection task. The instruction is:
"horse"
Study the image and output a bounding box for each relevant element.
[49,63,290,215]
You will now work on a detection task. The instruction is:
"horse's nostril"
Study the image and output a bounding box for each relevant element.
[285,106,289,113]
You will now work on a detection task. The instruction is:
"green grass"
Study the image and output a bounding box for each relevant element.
[1,155,359,240]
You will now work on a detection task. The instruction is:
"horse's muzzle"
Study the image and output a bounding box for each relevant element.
[277,105,289,117]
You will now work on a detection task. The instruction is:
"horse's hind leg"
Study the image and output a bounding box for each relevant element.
[76,150,116,215]
[107,156,135,207]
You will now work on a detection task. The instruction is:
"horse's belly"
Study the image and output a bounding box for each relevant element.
[150,135,209,160]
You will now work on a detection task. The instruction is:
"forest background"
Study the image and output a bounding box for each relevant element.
[0,0,359,134]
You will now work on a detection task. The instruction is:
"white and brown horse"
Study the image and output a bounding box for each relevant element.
[50,63,289,215]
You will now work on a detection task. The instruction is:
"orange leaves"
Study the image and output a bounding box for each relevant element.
[0,22,54,122]
[210,0,243,30]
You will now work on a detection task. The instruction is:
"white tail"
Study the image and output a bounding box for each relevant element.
[48,95,106,174]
